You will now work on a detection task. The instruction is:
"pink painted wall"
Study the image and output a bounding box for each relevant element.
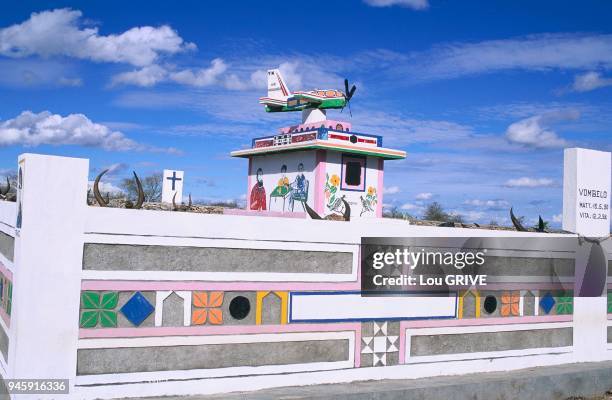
[377,159,384,217]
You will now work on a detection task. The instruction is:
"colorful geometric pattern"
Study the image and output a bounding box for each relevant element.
[80,291,118,328]
[192,291,223,325]
[256,291,288,325]
[120,291,154,326]
[539,292,556,315]
[361,322,399,367]
[78,288,577,329]
[555,292,573,315]
[500,291,520,317]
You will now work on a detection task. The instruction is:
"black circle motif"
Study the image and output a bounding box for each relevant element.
[483,295,497,314]
[349,135,358,143]
[229,296,251,320]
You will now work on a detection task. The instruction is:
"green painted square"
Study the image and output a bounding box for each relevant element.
[608,292,612,314]
[555,291,573,315]
[79,291,119,328]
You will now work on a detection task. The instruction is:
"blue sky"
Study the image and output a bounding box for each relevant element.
[1,0,611,226]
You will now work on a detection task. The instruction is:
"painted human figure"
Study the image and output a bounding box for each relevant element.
[289,163,308,211]
[250,168,267,210]
[270,164,290,211]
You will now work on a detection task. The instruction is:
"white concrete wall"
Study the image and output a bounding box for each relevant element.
[8,154,88,397]
[1,153,610,400]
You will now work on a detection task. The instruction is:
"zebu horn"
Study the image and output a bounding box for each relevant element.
[341,197,351,221]
[93,169,109,207]
[133,171,145,209]
[302,201,323,220]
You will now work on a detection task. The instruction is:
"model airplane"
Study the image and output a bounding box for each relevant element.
[259,69,356,113]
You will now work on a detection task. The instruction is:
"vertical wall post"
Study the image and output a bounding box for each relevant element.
[563,148,611,362]
[9,154,88,389]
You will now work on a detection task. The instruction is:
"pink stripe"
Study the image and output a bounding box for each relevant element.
[79,322,360,339]
[81,280,360,291]
[0,261,13,280]
[354,323,361,367]
[400,314,572,331]
[376,159,383,218]
[223,209,306,218]
[314,150,326,214]
[398,322,406,364]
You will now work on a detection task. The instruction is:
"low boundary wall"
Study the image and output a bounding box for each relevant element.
[0,153,609,399]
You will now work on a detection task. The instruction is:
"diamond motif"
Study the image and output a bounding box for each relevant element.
[120,292,154,326]
[539,292,555,314]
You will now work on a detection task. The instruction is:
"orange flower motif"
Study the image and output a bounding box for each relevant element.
[330,174,340,187]
[367,186,376,196]
[500,291,520,317]
[192,291,224,325]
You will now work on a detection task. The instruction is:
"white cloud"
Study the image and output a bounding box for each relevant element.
[110,58,295,90]
[0,8,194,67]
[400,202,420,210]
[363,0,429,10]
[0,110,177,153]
[503,177,555,188]
[111,65,168,87]
[463,199,510,209]
[552,213,563,223]
[169,58,228,87]
[350,110,474,147]
[459,210,486,221]
[505,110,578,148]
[104,163,129,175]
[87,180,122,194]
[383,186,400,194]
[401,33,612,81]
[415,192,433,200]
[572,71,612,92]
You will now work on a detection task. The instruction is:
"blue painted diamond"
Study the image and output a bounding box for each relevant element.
[539,292,555,314]
[120,292,154,326]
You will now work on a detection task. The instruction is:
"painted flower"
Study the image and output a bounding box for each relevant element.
[367,186,376,196]
[79,291,119,328]
[330,174,340,187]
[192,291,224,325]
[500,291,520,317]
[555,291,573,315]
[278,177,289,187]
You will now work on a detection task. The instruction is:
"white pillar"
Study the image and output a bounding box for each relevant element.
[9,154,88,390]
[562,148,611,362]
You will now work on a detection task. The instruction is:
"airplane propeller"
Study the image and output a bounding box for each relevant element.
[341,78,357,117]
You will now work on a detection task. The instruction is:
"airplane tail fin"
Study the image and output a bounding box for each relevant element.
[267,69,291,100]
